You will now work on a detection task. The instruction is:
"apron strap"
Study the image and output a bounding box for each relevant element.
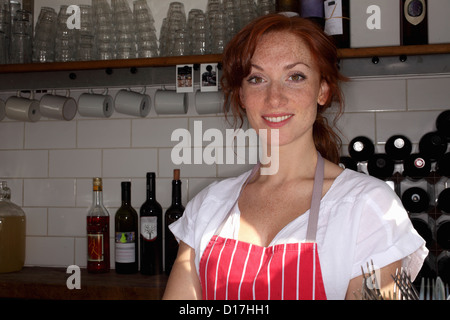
[305,152,324,243]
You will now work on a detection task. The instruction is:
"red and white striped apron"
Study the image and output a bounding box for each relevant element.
[199,153,327,300]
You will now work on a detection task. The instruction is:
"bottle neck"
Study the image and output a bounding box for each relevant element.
[146,173,156,201]
[121,182,131,206]
[93,189,104,207]
[171,180,182,206]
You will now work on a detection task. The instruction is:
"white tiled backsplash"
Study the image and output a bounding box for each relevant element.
[1,73,449,268]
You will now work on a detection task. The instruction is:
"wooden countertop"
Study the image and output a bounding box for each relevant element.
[0,267,168,300]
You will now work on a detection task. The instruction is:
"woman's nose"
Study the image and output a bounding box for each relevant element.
[266,82,287,108]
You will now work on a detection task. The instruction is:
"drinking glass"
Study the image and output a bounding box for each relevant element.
[191,12,207,55]
[257,0,275,16]
[32,7,56,62]
[0,31,6,64]
[0,0,11,63]
[239,0,258,29]
[10,9,32,63]
[208,10,227,54]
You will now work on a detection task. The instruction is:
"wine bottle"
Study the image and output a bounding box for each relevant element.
[437,153,450,177]
[436,110,450,141]
[348,136,375,162]
[400,0,428,45]
[275,0,301,15]
[403,153,431,179]
[385,135,412,162]
[164,169,185,275]
[140,172,163,275]
[115,181,138,274]
[436,215,450,250]
[87,177,110,273]
[419,131,447,161]
[437,188,450,214]
[367,153,395,179]
[339,156,357,171]
[324,0,350,48]
[401,187,430,213]
[300,0,325,28]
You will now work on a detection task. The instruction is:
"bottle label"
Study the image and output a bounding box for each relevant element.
[324,0,344,36]
[115,232,135,263]
[87,233,104,262]
[404,0,426,26]
[141,216,157,241]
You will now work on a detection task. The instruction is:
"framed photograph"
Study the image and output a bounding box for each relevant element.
[176,64,194,93]
[200,63,218,92]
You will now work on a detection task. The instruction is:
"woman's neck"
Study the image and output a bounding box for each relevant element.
[258,136,318,184]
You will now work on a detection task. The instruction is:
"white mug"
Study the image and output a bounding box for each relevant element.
[78,89,114,118]
[195,90,225,114]
[40,90,77,121]
[5,91,41,122]
[154,90,188,115]
[0,99,5,121]
[114,88,151,117]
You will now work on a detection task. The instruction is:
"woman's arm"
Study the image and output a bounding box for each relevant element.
[162,241,202,300]
[345,260,402,300]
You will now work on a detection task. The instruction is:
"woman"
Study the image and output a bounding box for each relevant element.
[163,14,428,300]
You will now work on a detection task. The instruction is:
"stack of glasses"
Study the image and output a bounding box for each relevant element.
[32,7,57,63]
[10,9,32,64]
[160,2,187,57]
[55,5,77,62]
[93,0,115,60]
[207,9,227,54]
[0,0,11,64]
[133,0,158,58]
[77,5,95,61]
[112,0,136,60]
[189,9,208,56]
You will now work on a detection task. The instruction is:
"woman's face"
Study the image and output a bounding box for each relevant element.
[239,31,329,147]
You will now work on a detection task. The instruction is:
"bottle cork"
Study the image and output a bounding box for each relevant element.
[173,169,180,180]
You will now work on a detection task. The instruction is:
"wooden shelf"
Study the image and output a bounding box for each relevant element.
[338,43,450,59]
[0,54,223,74]
[1,44,449,74]
[0,267,168,300]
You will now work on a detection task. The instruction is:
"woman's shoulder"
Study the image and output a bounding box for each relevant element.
[326,169,400,205]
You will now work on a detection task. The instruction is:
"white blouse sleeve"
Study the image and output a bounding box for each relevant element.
[351,182,428,280]
[168,181,218,249]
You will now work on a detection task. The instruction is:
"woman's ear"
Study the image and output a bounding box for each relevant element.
[317,80,330,106]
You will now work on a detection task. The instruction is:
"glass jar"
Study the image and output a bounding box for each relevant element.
[0,181,26,273]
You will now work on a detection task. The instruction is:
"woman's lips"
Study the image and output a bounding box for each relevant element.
[262,114,294,127]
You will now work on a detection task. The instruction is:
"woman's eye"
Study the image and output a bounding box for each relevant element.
[247,76,265,84]
[288,73,305,82]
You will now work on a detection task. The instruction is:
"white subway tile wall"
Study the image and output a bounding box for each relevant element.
[0,74,449,268]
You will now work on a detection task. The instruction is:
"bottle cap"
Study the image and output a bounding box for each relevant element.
[93,177,102,191]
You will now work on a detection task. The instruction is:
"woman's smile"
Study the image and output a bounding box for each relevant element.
[262,113,294,127]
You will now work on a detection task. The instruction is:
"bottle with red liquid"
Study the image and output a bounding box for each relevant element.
[87,177,110,273]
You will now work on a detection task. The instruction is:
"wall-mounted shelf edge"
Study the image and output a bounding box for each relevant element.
[338,43,450,59]
[0,54,223,73]
[0,44,449,74]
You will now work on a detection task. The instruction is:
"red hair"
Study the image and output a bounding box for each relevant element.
[221,14,347,164]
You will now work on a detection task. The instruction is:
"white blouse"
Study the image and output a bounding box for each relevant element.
[169,168,428,300]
